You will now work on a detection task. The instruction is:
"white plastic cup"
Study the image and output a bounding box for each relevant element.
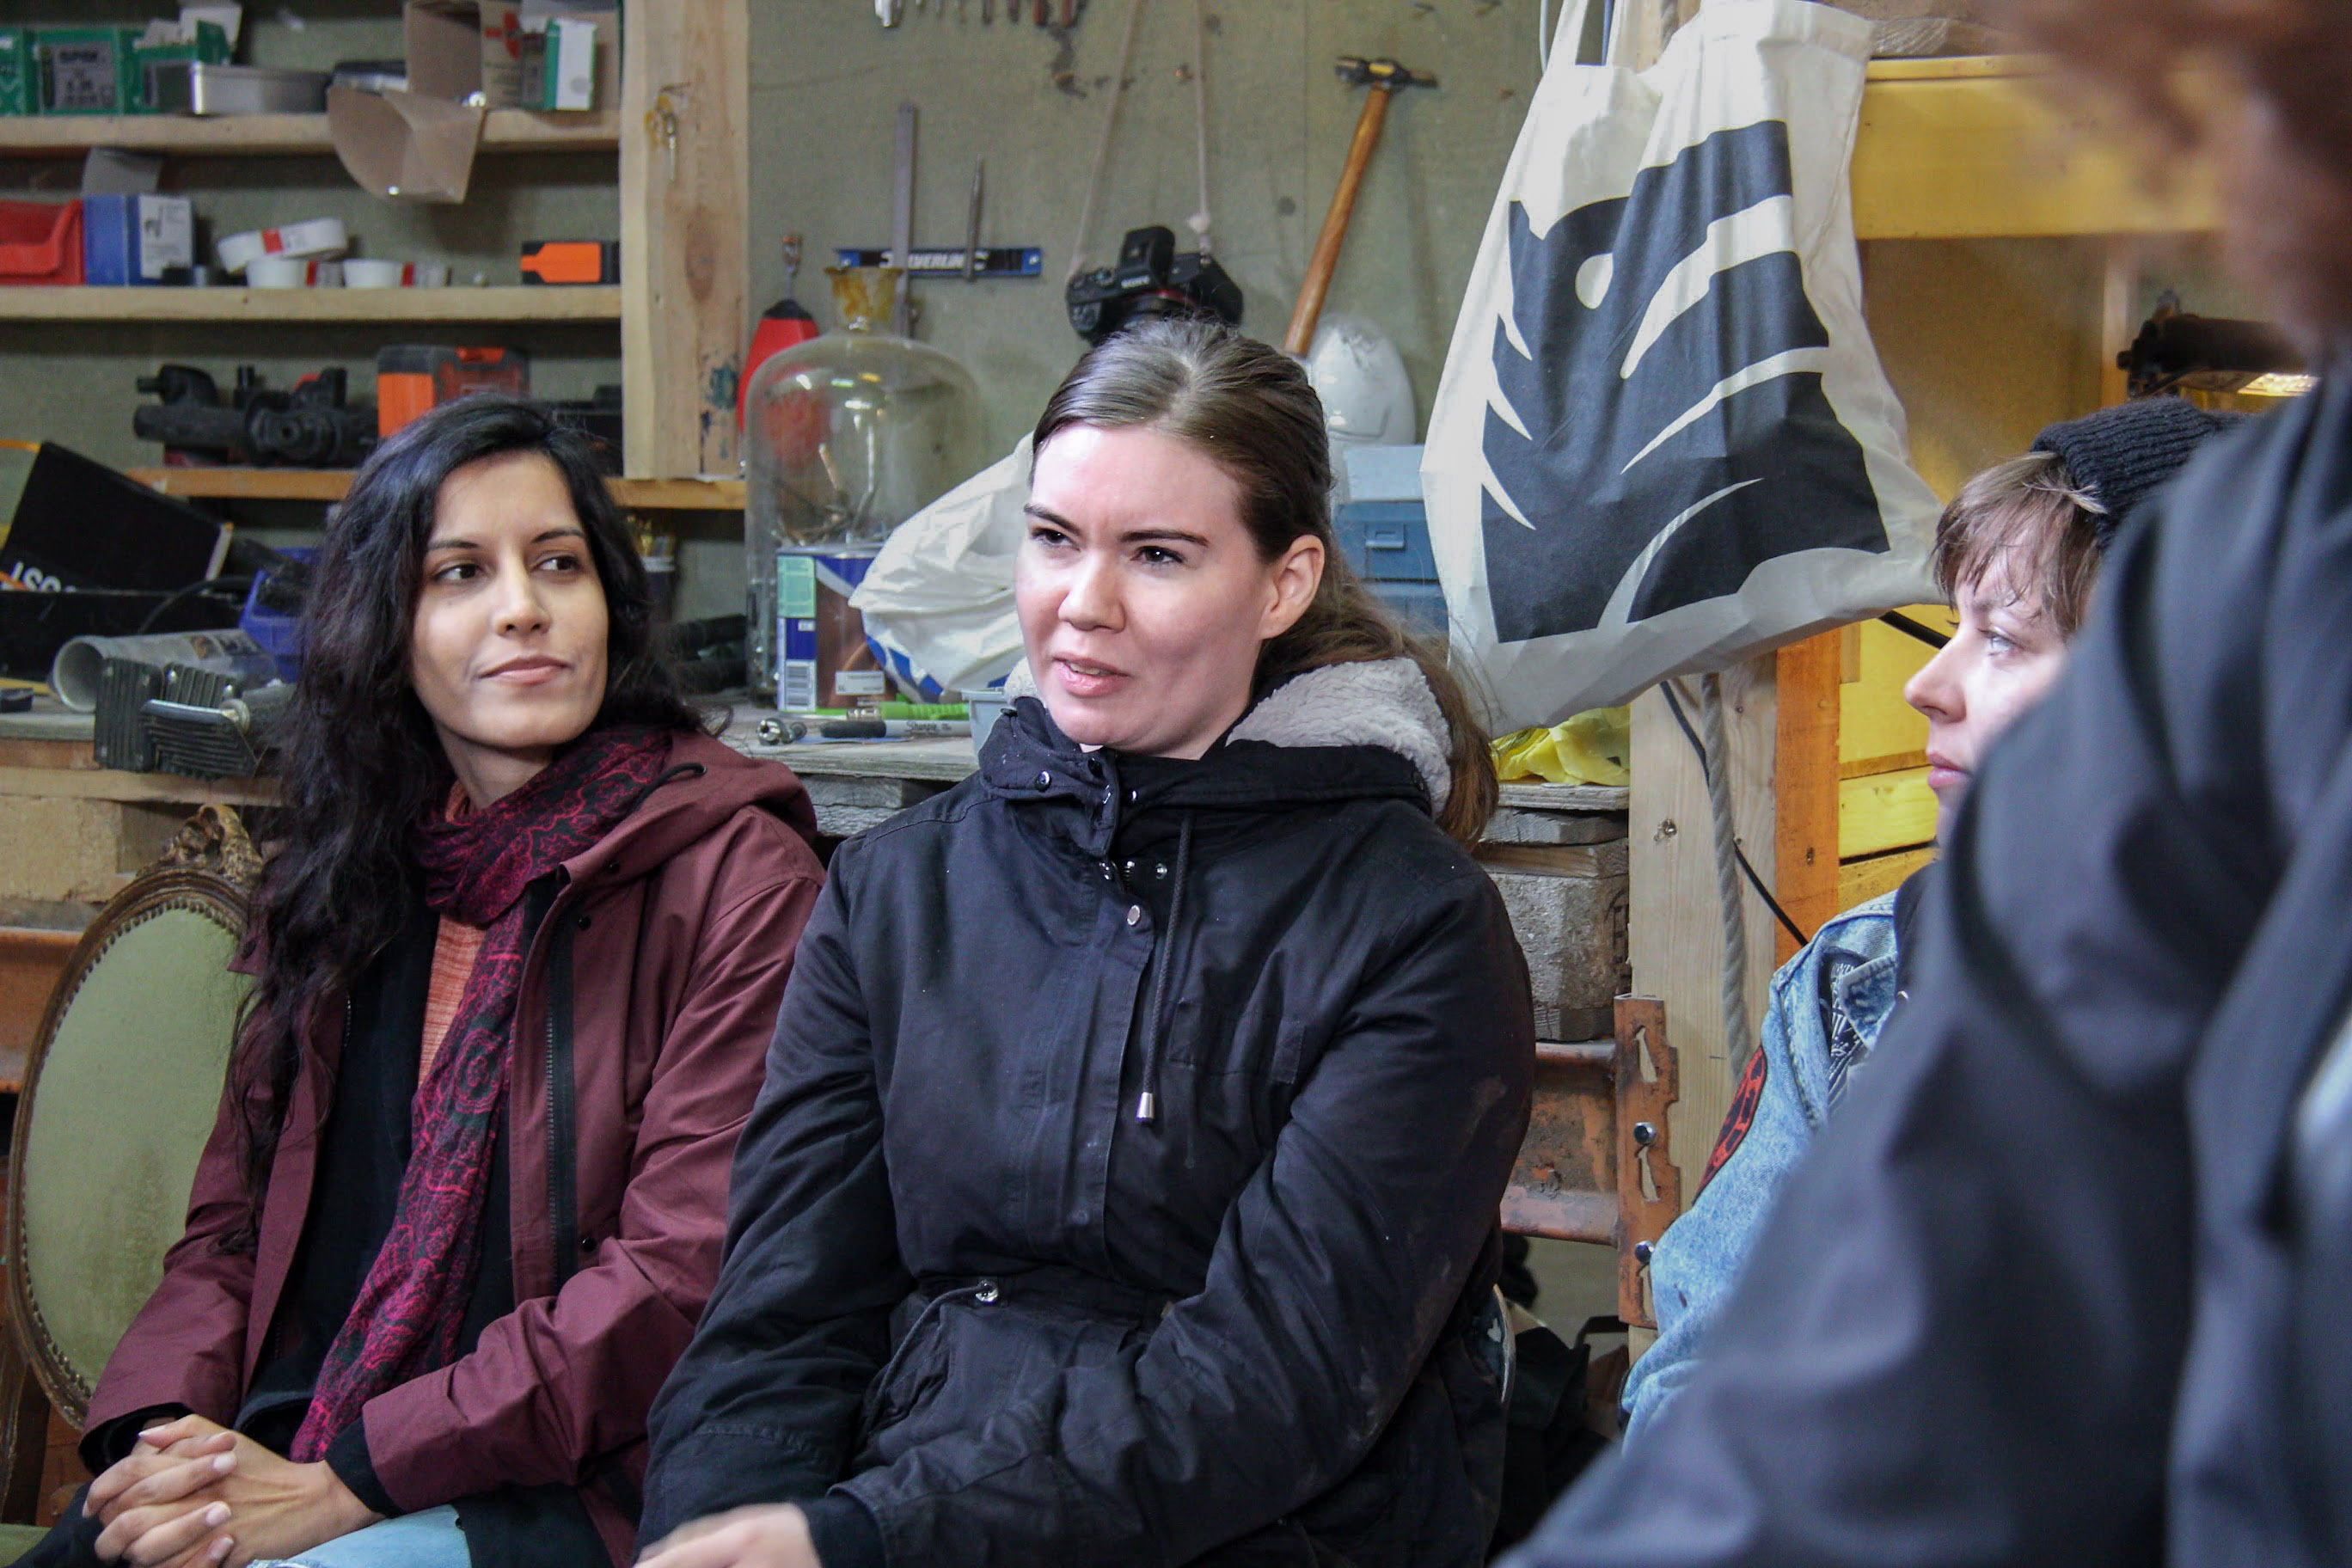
[245,254,309,288]
[414,262,450,287]
[343,259,409,287]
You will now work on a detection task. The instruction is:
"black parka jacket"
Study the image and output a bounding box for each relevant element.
[643,666,1535,1566]
[1508,372,2352,1567]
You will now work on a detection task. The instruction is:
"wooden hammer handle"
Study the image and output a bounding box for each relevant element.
[1283,85,1392,357]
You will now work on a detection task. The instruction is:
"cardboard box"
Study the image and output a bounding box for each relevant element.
[83,193,193,285]
[325,2,524,204]
[0,30,34,117]
[520,16,597,111]
[36,28,142,116]
[407,2,524,108]
[328,85,484,204]
[0,443,227,595]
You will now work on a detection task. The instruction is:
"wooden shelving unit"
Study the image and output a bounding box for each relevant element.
[0,108,618,157]
[0,285,620,323]
[1852,56,2218,239]
[129,467,746,511]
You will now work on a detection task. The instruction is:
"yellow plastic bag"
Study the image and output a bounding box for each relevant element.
[1491,706,1631,787]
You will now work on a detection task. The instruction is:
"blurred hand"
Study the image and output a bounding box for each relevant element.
[636,1504,822,1568]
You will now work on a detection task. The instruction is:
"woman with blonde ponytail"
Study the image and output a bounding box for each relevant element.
[640,317,1536,1568]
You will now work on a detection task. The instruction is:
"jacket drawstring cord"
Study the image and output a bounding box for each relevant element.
[1135,811,1195,1123]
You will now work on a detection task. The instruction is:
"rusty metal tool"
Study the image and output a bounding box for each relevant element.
[1281,55,1436,356]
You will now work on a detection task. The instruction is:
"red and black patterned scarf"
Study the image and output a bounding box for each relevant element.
[291,726,675,1461]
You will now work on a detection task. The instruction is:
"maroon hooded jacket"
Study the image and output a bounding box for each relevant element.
[86,732,824,1565]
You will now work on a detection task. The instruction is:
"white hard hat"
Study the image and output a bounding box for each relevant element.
[1304,313,1416,448]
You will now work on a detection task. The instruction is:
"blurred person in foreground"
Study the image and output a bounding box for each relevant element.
[1503,0,2352,1562]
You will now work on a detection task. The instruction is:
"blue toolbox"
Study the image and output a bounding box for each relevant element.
[1333,444,1446,641]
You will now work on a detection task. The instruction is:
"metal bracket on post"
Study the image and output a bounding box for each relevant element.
[1613,995,1682,1328]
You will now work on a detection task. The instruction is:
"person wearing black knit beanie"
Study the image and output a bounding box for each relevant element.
[1613,395,2247,1452]
[2032,394,2246,548]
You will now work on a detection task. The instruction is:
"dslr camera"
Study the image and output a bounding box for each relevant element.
[1064,225,1243,346]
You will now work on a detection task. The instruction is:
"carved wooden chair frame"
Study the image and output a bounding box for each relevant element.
[0,807,260,1520]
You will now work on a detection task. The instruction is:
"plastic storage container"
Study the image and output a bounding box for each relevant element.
[0,199,83,285]
[1333,444,1447,641]
[739,266,984,701]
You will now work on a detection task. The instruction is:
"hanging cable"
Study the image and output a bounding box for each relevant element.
[1694,674,1755,1070]
[1067,0,1148,283]
[1186,0,1213,257]
[1878,609,1950,650]
[1657,679,1809,951]
[1538,0,1553,70]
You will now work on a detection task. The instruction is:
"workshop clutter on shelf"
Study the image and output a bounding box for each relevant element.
[741,264,986,708]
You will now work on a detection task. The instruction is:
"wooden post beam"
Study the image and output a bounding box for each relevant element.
[1627,656,1779,1205]
[1773,631,1843,964]
[621,1,750,480]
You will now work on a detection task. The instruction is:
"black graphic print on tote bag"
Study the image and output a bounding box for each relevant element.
[1479,119,1889,646]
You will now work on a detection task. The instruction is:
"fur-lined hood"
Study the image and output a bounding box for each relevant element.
[995,656,1452,815]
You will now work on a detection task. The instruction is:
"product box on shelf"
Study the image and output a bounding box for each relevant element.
[0,30,33,116]
[130,19,232,107]
[520,15,598,110]
[36,28,143,115]
[83,193,193,285]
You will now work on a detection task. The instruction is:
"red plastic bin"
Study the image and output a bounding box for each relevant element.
[0,200,83,285]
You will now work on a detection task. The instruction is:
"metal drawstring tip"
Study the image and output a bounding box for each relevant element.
[1135,1091,1157,1123]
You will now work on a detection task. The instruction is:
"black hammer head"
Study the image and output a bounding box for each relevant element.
[1335,55,1439,91]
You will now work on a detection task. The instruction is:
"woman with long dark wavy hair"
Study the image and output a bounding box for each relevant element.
[635,318,1533,1568]
[37,396,824,1568]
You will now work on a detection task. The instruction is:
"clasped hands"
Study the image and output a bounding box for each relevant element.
[85,1416,821,1568]
[82,1415,380,1568]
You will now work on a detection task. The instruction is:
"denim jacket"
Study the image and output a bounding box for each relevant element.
[1620,886,1912,1442]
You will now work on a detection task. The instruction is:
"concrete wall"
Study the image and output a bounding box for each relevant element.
[745,0,1554,457]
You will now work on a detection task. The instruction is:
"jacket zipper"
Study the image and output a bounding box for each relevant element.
[543,901,582,1289]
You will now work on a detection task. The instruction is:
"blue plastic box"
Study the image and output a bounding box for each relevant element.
[83,192,191,285]
[1333,444,1447,641]
[242,556,311,683]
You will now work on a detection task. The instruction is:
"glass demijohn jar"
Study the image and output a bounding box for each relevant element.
[739,265,985,701]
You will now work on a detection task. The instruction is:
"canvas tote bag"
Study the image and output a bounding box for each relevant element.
[1424,0,1939,728]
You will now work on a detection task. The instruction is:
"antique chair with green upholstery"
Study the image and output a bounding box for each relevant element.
[0,809,258,1559]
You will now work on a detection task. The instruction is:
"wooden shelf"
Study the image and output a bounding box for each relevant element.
[129,467,350,502]
[1852,55,2217,239]
[0,285,620,323]
[0,108,617,157]
[609,476,746,509]
[130,468,747,511]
